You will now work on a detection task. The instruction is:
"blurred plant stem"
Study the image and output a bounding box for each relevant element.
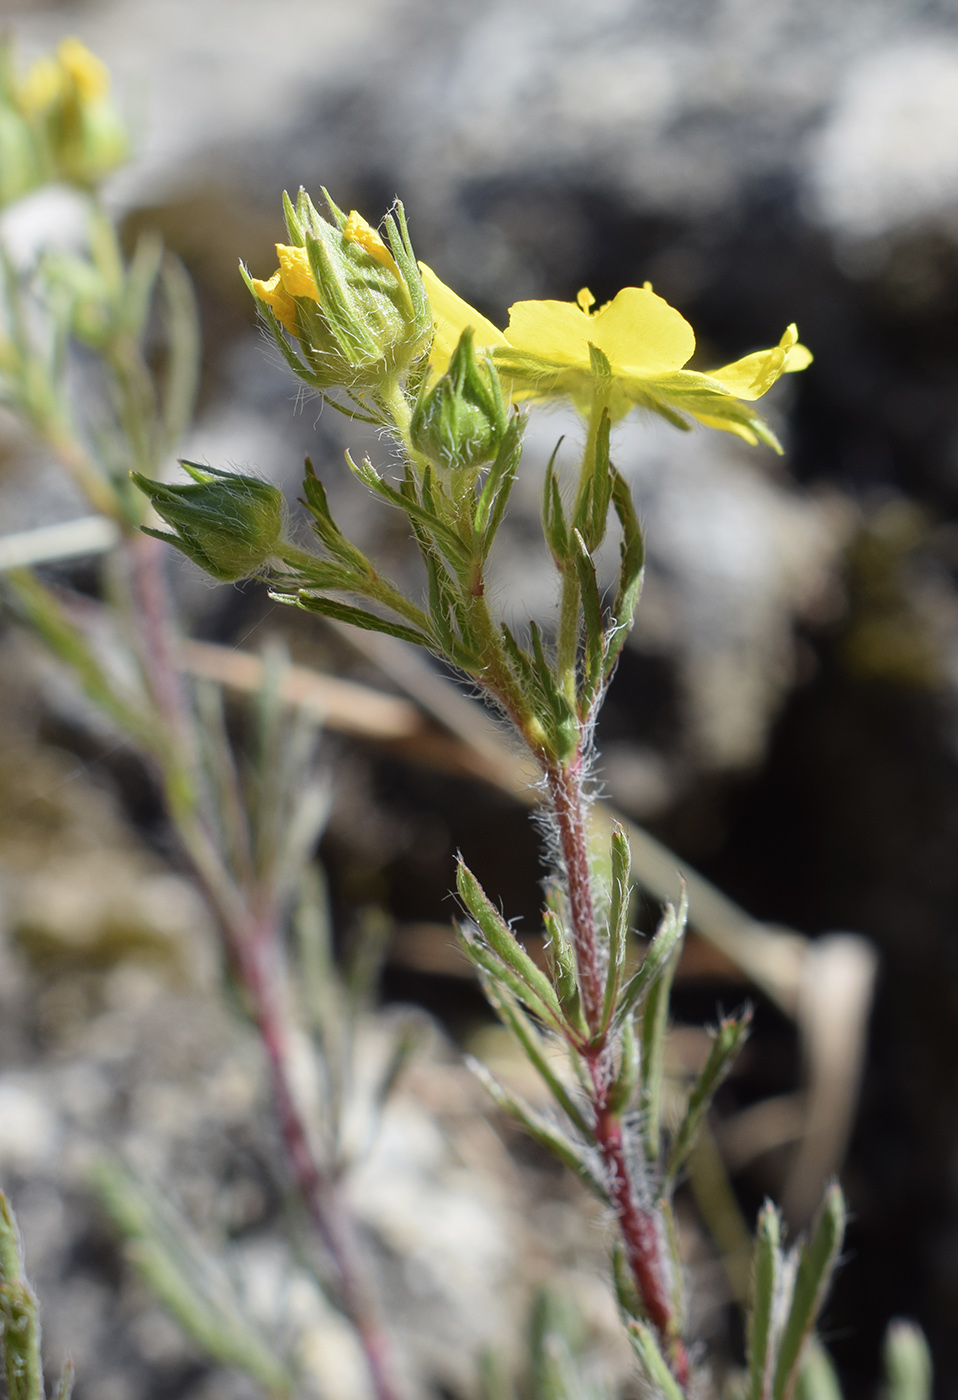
[0,188,405,1400]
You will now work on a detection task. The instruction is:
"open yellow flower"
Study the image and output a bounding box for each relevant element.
[420,265,811,451]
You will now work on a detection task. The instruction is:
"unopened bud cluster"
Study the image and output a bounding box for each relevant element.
[243,188,431,394]
[133,463,284,581]
[0,37,127,205]
[410,327,508,471]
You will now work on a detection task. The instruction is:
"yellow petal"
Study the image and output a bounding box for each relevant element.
[57,38,110,102]
[344,211,401,279]
[276,244,319,302]
[708,324,811,401]
[784,342,813,372]
[251,269,299,337]
[504,299,597,365]
[589,287,696,375]
[505,286,695,377]
[18,55,62,112]
[419,263,507,376]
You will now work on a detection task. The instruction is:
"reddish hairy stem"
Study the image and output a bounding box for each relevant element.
[546,762,605,1033]
[128,543,402,1400]
[240,927,402,1400]
[546,758,688,1387]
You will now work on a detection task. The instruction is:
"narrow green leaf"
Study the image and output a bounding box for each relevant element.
[93,1163,292,1397]
[288,591,433,648]
[0,1191,43,1400]
[542,906,585,1031]
[460,934,567,1032]
[665,1010,752,1184]
[477,415,522,548]
[158,252,201,456]
[542,438,569,562]
[4,568,150,744]
[51,1362,75,1400]
[626,1321,685,1400]
[345,451,470,568]
[773,1186,846,1400]
[480,972,592,1137]
[605,468,645,678]
[457,862,566,1022]
[882,1321,932,1400]
[466,1057,608,1200]
[607,1014,639,1115]
[748,1201,783,1400]
[797,1337,843,1400]
[301,459,373,572]
[612,1240,644,1321]
[602,824,632,1031]
[639,893,687,1163]
[612,892,687,1033]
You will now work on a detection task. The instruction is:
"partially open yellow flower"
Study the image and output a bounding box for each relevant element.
[419,264,811,451]
[243,189,431,393]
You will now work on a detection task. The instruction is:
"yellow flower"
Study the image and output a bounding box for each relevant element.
[249,244,320,337]
[419,265,812,451]
[12,37,126,190]
[243,190,431,393]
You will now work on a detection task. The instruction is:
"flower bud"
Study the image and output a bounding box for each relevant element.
[410,327,508,470]
[131,463,284,581]
[242,188,431,393]
[16,39,127,191]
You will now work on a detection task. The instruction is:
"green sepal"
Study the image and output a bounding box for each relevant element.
[542,439,570,564]
[132,462,284,582]
[466,1057,608,1201]
[773,1186,846,1400]
[572,527,605,711]
[664,1009,752,1185]
[475,413,523,552]
[604,467,645,678]
[748,1201,783,1400]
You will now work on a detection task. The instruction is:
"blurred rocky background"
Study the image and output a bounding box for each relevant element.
[3,0,958,1397]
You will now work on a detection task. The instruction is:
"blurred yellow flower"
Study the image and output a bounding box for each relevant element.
[419,264,811,450]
